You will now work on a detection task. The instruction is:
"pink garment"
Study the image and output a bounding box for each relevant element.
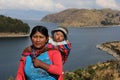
[16,46,63,80]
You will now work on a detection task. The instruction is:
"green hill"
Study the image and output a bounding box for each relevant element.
[0,15,30,34]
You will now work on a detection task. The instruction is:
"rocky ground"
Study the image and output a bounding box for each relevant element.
[64,60,120,80]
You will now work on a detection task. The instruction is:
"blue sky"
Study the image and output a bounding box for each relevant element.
[0,0,120,20]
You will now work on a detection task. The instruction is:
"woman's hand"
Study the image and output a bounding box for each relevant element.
[32,58,50,70]
[32,58,40,68]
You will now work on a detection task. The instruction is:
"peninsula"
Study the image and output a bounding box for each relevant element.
[96,41,120,60]
[41,8,120,27]
[0,15,30,37]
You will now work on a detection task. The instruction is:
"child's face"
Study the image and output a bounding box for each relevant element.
[53,31,64,42]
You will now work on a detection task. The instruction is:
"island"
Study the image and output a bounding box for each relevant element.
[41,8,120,27]
[0,15,30,37]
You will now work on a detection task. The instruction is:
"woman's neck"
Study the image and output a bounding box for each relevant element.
[31,45,47,54]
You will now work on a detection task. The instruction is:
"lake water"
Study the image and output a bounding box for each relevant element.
[1,20,120,80]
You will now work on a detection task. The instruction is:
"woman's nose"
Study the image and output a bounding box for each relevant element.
[36,37,40,41]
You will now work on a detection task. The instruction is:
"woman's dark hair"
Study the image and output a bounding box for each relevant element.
[30,25,49,39]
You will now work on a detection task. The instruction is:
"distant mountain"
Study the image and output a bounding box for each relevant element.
[41,8,120,27]
[0,9,51,20]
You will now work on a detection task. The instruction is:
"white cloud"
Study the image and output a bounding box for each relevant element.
[96,0,120,10]
[55,0,95,9]
[0,0,65,11]
[1,0,119,12]
[0,0,119,20]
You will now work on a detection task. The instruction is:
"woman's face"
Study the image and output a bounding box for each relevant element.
[53,31,64,42]
[31,31,48,49]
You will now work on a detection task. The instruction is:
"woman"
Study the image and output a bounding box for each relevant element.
[16,25,63,80]
[48,26,72,64]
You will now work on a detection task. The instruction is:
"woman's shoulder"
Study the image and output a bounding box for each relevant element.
[23,46,32,52]
[22,46,32,56]
[47,49,61,59]
[47,48,58,52]
[47,48,60,54]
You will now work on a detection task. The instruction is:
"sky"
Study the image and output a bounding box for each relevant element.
[0,0,120,20]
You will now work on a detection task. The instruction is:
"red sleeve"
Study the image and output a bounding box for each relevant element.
[48,50,63,75]
[16,56,26,80]
[47,43,54,48]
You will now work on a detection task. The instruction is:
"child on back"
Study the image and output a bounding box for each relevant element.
[47,26,72,64]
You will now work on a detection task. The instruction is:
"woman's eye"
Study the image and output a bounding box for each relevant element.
[33,36,37,38]
[33,35,44,39]
[40,36,44,38]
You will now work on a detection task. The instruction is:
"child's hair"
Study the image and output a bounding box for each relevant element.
[51,26,68,40]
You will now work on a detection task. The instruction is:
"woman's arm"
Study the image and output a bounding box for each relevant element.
[16,56,26,80]
[48,50,63,75]
[16,47,31,80]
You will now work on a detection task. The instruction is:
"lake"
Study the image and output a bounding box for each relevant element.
[0,20,120,80]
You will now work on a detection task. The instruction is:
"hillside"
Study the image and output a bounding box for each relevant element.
[65,40,120,80]
[64,60,120,80]
[41,8,120,27]
[0,15,30,37]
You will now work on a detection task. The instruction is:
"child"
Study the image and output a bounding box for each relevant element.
[47,26,72,64]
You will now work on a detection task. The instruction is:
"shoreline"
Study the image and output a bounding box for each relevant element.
[0,33,30,38]
[96,41,120,60]
[96,44,120,60]
[69,24,120,28]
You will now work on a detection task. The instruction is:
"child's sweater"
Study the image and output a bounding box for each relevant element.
[48,38,72,64]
